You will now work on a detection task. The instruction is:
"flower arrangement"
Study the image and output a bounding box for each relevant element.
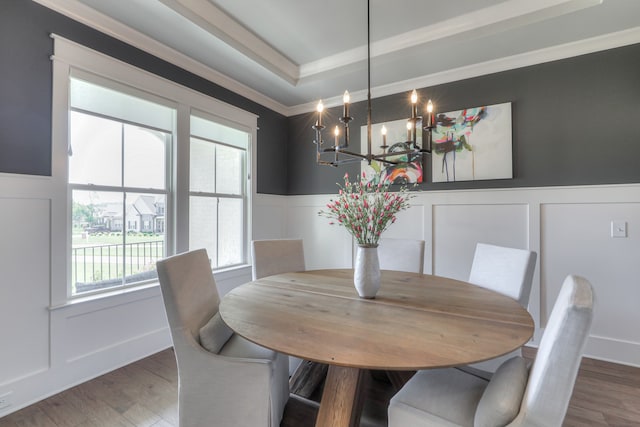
[318,173,415,246]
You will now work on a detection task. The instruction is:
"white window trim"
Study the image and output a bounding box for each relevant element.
[51,34,257,306]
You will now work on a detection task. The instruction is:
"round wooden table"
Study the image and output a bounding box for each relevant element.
[219,269,534,427]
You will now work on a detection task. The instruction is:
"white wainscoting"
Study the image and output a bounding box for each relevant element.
[284,183,640,367]
[1,181,638,417]
[0,197,51,388]
[0,176,260,417]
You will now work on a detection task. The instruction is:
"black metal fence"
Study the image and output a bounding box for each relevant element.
[72,240,165,293]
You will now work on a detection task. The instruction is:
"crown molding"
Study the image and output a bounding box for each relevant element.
[298,0,602,80]
[285,26,640,116]
[32,0,290,115]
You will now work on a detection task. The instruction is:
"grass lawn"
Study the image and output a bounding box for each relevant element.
[71,231,165,290]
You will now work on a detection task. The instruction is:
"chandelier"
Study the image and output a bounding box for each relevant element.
[313,0,435,167]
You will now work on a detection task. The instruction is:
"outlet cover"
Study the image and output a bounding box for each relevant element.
[611,220,627,238]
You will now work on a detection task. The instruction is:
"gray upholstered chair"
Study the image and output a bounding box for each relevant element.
[251,238,305,281]
[465,243,537,375]
[469,243,537,308]
[251,238,306,375]
[157,249,289,427]
[388,274,594,427]
[378,238,426,274]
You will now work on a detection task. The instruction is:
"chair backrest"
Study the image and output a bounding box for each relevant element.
[469,243,537,307]
[510,275,594,426]
[251,239,305,280]
[156,248,220,338]
[377,238,425,274]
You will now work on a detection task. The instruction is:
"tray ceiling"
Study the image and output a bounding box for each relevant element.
[36,0,640,115]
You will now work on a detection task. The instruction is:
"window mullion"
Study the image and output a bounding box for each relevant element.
[121,123,127,287]
[216,197,220,269]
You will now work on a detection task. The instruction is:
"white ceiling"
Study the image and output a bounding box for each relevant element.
[37,0,640,115]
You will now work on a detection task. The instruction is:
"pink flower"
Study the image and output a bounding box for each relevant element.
[317,173,415,246]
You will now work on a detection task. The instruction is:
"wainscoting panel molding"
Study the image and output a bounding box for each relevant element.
[285,183,640,367]
[0,198,51,387]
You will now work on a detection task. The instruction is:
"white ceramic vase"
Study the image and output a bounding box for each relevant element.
[354,244,381,299]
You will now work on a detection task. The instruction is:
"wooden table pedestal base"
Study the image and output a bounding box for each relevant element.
[315,365,367,427]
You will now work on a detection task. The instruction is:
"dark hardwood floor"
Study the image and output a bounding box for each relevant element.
[1,347,639,426]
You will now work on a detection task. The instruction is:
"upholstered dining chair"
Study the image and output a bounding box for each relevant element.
[251,238,305,281]
[251,238,306,375]
[466,243,537,375]
[469,243,537,308]
[388,274,594,427]
[157,249,289,427]
[378,238,426,274]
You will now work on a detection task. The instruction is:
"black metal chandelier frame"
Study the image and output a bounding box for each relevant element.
[312,0,435,167]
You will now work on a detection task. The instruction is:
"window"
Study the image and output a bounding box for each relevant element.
[68,76,173,295]
[52,35,257,303]
[189,114,249,269]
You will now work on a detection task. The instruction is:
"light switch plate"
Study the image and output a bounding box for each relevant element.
[611,220,627,238]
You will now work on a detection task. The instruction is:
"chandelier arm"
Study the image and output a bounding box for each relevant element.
[324,148,369,160]
[319,152,405,167]
[317,156,365,167]
[373,150,422,159]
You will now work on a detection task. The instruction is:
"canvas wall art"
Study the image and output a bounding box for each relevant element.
[431,102,512,183]
[360,118,423,185]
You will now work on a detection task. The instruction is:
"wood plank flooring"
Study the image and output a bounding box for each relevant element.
[1,347,638,426]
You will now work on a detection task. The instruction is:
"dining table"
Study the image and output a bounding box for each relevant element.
[218,269,534,427]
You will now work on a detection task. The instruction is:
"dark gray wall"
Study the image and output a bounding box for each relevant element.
[288,43,640,194]
[0,0,288,194]
[3,1,640,196]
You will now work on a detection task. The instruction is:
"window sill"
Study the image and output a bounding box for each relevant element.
[50,264,253,312]
[50,281,161,311]
[213,264,252,280]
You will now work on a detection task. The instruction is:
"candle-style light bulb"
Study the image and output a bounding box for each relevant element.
[343,90,350,118]
[316,100,324,127]
[334,125,340,147]
[426,99,434,127]
[381,125,387,147]
[411,89,418,119]
[406,121,412,140]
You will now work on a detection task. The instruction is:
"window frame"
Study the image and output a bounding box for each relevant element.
[51,35,257,305]
[68,106,173,296]
[188,110,250,270]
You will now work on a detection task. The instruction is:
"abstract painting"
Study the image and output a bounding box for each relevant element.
[431,102,512,182]
[360,118,423,185]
